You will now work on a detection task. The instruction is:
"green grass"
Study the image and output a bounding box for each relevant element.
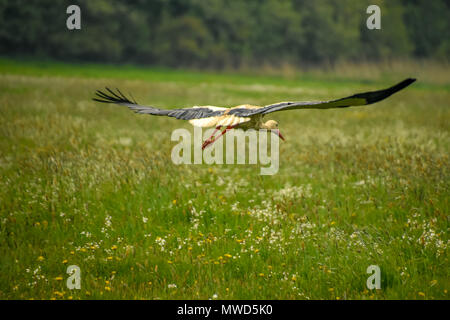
[0,58,448,300]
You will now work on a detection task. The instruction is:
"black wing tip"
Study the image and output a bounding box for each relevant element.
[388,77,417,94]
[92,87,137,105]
[359,77,417,105]
[399,78,417,88]
[92,97,110,103]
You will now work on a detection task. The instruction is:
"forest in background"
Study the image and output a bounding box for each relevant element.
[0,0,449,69]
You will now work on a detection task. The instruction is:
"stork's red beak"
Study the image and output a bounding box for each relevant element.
[271,129,285,141]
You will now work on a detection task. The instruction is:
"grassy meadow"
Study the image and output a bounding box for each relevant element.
[0,58,448,300]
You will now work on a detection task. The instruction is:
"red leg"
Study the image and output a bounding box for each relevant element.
[202,125,237,150]
[202,126,222,149]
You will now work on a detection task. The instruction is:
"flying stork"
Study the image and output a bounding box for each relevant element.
[93,78,416,149]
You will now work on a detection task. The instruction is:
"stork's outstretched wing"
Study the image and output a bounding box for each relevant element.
[226,78,416,117]
[93,88,227,121]
[93,78,416,126]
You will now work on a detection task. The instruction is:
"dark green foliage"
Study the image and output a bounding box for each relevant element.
[0,0,448,68]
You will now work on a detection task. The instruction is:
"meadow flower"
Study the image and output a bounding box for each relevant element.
[105,215,112,227]
[53,291,64,297]
[273,183,312,201]
[80,231,91,238]
[155,237,166,251]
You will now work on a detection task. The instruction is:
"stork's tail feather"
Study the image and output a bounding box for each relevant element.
[92,88,137,105]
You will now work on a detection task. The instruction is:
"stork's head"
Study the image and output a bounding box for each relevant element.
[263,120,279,129]
[263,120,285,141]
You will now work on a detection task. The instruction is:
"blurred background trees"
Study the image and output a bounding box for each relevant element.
[0,0,448,69]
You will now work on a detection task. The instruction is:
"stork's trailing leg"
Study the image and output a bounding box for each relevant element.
[202,125,237,150]
[201,126,221,149]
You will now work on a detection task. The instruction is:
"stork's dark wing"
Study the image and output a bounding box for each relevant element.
[227,78,416,117]
[93,88,226,120]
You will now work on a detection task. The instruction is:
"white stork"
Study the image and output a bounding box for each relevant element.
[93,78,416,149]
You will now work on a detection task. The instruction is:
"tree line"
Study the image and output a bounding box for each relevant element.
[0,0,448,69]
